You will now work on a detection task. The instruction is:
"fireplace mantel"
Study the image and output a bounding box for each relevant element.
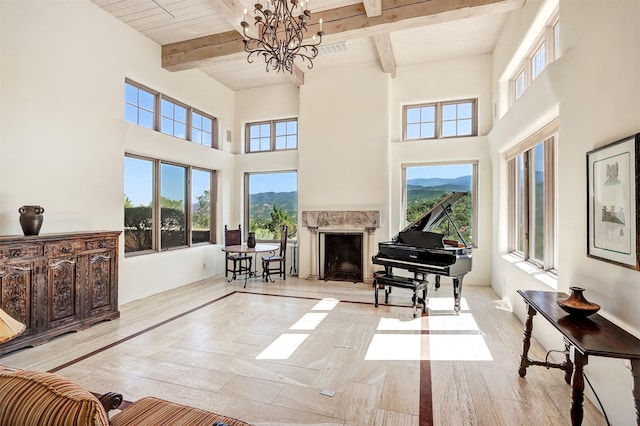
[301,210,380,281]
[301,210,380,229]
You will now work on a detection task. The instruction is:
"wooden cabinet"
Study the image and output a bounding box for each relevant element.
[0,231,120,356]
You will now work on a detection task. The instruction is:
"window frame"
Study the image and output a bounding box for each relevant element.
[509,7,559,106]
[245,118,298,153]
[402,99,478,141]
[508,128,558,273]
[124,153,217,257]
[124,79,219,149]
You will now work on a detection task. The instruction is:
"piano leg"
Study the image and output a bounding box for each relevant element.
[453,276,462,314]
[435,275,441,290]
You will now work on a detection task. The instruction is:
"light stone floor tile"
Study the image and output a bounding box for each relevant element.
[335,381,381,425]
[0,277,609,425]
[273,383,342,417]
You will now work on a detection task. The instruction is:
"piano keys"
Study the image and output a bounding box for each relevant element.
[372,191,473,315]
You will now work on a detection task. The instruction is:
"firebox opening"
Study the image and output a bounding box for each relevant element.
[320,232,363,283]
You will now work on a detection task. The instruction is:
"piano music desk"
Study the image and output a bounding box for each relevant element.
[373,272,427,318]
[517,290,640,426]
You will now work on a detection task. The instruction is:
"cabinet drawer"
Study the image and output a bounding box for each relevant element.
[0,244,42,260]
[44,241,83,257]
[85,239,116,251]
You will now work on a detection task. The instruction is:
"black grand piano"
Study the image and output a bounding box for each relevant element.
[372,191,473,316]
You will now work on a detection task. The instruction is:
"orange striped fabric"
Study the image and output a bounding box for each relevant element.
[110,396,251,426]
[0,366,109,426]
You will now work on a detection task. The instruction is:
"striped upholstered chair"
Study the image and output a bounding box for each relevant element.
[0,366,250,426]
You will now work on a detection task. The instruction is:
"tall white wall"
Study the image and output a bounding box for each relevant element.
[0,0,235,304]
[294,64,391,278]
[390,55,494,286]
[489,1,640,424]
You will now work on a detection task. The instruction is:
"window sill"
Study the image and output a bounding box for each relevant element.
[501,253,558,289]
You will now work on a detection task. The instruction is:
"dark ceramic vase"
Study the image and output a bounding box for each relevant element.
[19,205,45,236]
[557,286,600,317]
[247,232,256,248]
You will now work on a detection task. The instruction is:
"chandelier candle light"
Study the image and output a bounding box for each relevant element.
[241,0,324,73]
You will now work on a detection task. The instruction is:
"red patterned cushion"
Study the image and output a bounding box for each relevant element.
[0,366,109,426]
[110,396,250,426]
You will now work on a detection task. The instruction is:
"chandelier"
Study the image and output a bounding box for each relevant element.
[240,0,324,73]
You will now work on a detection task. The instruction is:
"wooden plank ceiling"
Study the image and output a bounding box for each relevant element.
[92,0,525,91]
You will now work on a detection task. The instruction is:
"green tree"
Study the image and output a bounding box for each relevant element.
[268,205,297,239]
[406,192,472,244]
[192,190,210,230]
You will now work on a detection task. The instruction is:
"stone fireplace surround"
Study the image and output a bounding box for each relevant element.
[301,210,380,282]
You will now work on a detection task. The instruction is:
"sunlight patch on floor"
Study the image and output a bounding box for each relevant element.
[425,313,479,331]
[426,297,469,311]
[256,334,309,360]
[311,298,340,311]
[289,313,328,330]
[364,334,493,361]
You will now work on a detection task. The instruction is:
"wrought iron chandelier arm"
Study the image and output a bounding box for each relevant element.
[240,0,324,74]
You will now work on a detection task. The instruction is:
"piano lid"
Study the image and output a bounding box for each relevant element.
[396,191,468,241]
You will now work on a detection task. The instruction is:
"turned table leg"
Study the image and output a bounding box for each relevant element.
[570,351,588,426]
[518,304,536,377]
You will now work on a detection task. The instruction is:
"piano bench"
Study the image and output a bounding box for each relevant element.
[373,273,427,318]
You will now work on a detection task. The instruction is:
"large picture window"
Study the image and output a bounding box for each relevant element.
[245,171,297,241]
[124,154,216,254]
[508,127,557,271]
[403,163,477,246]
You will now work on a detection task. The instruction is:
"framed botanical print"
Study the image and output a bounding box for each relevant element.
[586,133,640,270]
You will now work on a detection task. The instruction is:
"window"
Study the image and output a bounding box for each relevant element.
[403,99,477,141]
[403,163,477,246]
[192,169,213,244]
[514,68,526,101]
[124,83,155,129]
[192,111,213,147]
[245,171,297,241]
[124,80,218,148]
[405,105,436,139]
[124,154,216,255]
[531,42,546,80]
[160,98,187,139]
[509,8,559,105]
[124,157,154,253]
[160,163,187,249]
[245,119,298,153]
[508,127,557,271]
[441,101,474,137]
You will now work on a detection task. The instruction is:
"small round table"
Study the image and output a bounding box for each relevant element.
[222,244,278,285]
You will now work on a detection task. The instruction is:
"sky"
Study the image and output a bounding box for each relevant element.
[125,162,471,206]
[249,172,297,194]
[406,163,472,180]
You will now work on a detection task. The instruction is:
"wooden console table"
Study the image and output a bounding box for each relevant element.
[517,290,640,425]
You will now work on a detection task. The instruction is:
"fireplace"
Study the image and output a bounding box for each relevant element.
[320,232,363,282]
[301,210,380,282]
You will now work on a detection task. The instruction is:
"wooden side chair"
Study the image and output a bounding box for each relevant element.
[225,225,252,286]
[262,225,288,282]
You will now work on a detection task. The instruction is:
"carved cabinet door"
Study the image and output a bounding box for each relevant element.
[45,258,80,329]
[85,250,116,318]
[0,262,35,334]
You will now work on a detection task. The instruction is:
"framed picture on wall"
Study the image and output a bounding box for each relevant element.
[586,132,640,270]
